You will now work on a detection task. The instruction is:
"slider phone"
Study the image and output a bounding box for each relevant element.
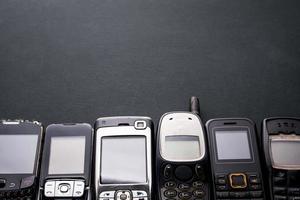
[0,120,43,199]
[94,116,153,200]
[156,97,210,200]
[39,123,93,200]
[206,118,266,200]
[262,117,300,200]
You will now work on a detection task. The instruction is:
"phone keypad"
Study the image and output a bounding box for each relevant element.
[272,170,300,200]
[161,164,208,200]
[215,173,263,200]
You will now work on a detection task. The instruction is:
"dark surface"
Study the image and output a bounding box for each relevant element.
[0,0,299,131]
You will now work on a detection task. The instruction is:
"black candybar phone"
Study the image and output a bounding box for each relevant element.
[262,117,300,200]
[156,97,210,200]
[0,119,43,199]
[39,123,93,200]
[94,116,153,200]
[206,118,266,200]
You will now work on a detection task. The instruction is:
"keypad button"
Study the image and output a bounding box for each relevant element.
[164,164,173,179]
[249,184,262,190]
[44,181,55,197]
[215,184,227,191]
[215,175,226,185]
[249,175,261,184]
[178,192,192,199]
[274,171,286,178]
[164,190,177,198]
[164,181,176,188]
[73,180,85,197]
[288,197,300,200]
[178,183,190,191]
[216,191,229,198]
[99,191,115,198]
[193,190,205,198]
[192,181,204,188]
[20,176,35,189]
[273,177,287,185]
[274,195,287,200]
[274,187,286,195]
[229,191,249,198]
[0,179,6,188]
[132,190,147,197]
[175,166,193,181]
[249,191,263,198]
[288,188,300,196]
[229,173,247,189]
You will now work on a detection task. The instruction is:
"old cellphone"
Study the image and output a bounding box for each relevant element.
[206,118,265,199]
[156,97,210,200]
[262,117,300,200]
[94,116,153,200]
[39,123,93,199]
[0,120,43,199]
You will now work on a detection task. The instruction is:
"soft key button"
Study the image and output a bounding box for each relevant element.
[132,190,147,197]
[100,191,115,198]
[73,180,85,197]
[44,181,55,197]
[55,181,74,197]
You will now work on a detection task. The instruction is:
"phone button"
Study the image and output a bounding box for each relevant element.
[178,183,190,191]
[132,190,147,197]
[175,166,193,181]
[179,192,192,199]
[100,191,115,198]
[0,179,6,188]
[164,190,177,198]
[229,173,247,189]
[164,164,173,179]
[44,181,55,197]
[165,181,176,188]
[73,180,85,197]
[20,176,35,189]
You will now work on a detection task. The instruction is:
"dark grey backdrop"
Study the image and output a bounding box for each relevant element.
[0,0,299,131]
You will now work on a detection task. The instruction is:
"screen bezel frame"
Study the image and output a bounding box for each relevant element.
[212,126,255,164]
[40,124,92,182]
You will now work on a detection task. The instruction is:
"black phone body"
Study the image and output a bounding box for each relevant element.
[39,123,93,200]
[206,118,265,200]
[94,116,153,200]
[0,120,43,199]
[263,117,300,200]
[156,112,210,200]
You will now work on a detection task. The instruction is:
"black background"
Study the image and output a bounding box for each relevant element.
[0,0,299,132]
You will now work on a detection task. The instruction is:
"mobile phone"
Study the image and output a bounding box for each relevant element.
[206,118,265,199]
[156,97,210,200]
[94,116,153,200]
[0,119,43,199]
[262,117,300,200]
[39,123,93,199]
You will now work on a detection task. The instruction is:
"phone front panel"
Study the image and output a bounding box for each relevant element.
[39,123,93,200]
[95,117,152,200]
[156,112,210,200]
[206,118,265,200]
[263,118,300,200]
[0,120,43,199]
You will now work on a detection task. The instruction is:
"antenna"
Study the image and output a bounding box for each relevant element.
[190,96,200,115]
